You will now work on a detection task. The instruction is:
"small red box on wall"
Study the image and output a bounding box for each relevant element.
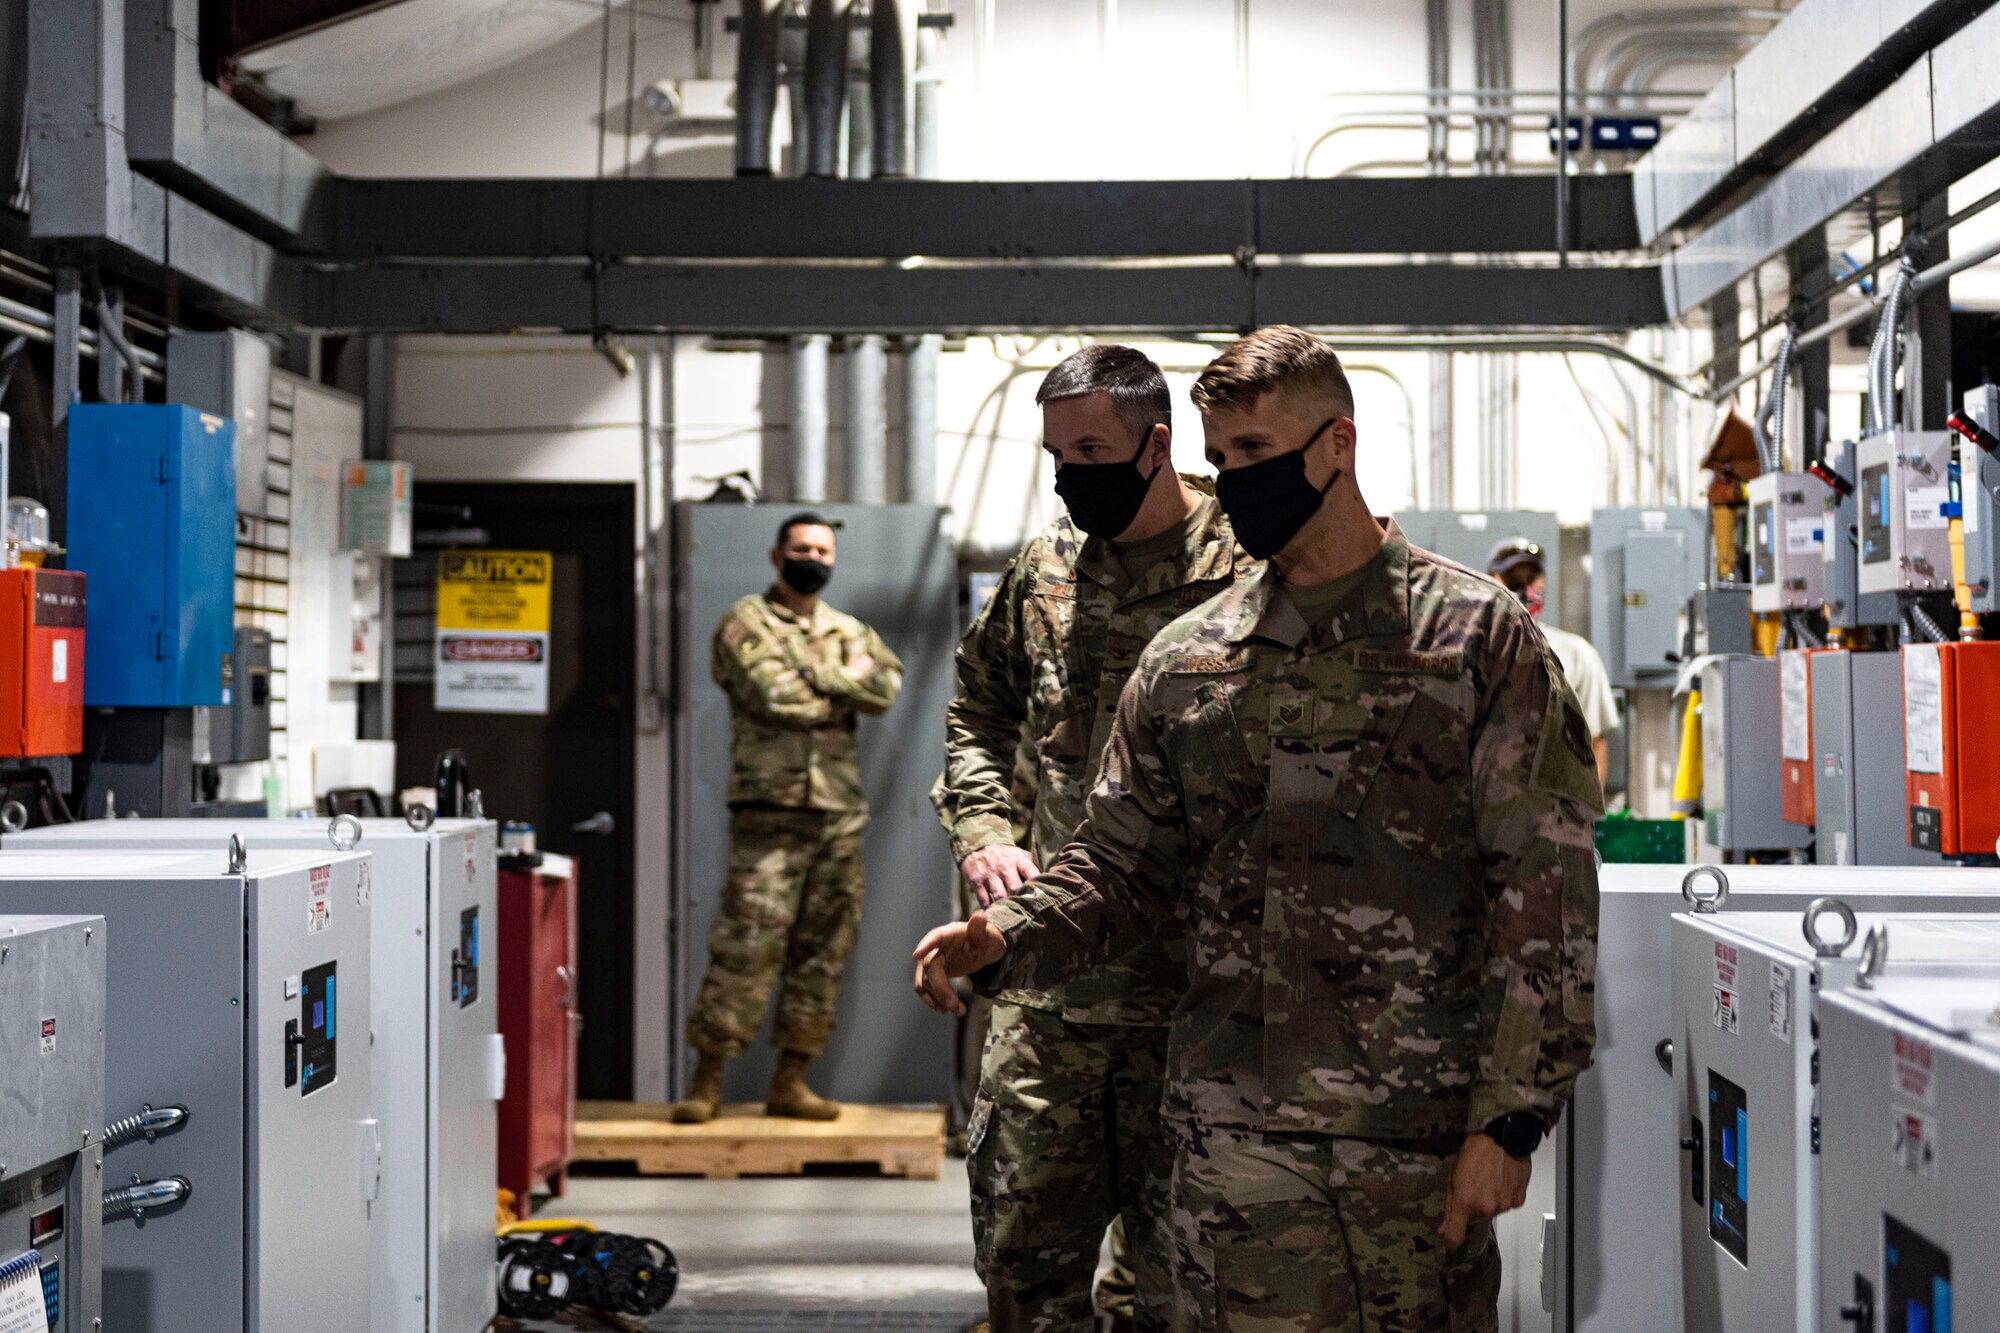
[1904,640,2000,857]
[0,567,84,758]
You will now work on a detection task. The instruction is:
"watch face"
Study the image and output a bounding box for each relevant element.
[1494,1115,1539,1156]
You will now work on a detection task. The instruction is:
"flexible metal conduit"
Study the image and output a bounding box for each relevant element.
[1754,326,1794,473]
[103,1104,189,1151]
[103,1177,190,1222]
[735,0,783,175]
[1867,262,1918,435]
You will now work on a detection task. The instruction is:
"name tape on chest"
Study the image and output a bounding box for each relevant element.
[1175,652,1248,674]
[1351,649,1464,678]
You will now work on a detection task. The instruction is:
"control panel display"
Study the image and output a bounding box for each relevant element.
[299,961,337,1097]
[454,906,481,1008]
[1885,1214,1951,1333]
[1863,463,1892,566]
[1708,1071,1749,1266]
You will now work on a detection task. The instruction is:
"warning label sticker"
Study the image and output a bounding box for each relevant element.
[308,864,332,935]
[1769,962,1794,1044]
[40,1017,55,1055]
[1893,1105,1939,1179]
[1893,1031,1937,1106]
[1714,985,1741,1035]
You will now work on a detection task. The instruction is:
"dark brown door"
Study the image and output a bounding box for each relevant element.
[395,482,636,1100]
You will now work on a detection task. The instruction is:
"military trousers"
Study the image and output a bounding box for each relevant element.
[1168,1121,1500,1333]
[687,805,869,1060]
[968,1002,1175,1333]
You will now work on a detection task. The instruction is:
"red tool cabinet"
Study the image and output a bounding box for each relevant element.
[498,856,580,1212]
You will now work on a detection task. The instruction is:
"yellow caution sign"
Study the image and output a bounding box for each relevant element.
[435,550,553,715]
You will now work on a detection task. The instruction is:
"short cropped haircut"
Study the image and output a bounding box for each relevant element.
[1190,326,1356,420]
[775,511,838,547]
[1035,344,1172,443]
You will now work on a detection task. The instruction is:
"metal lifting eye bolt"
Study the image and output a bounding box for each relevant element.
[1682,865,1730,913]
[1856,923,1891,988]
[328,815,363,852]
[0,800,26,833]
[1803,898,1859,959]
[227,834,247,874]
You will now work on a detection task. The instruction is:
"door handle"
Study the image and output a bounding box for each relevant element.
[556,964,575,1012]
[570,811,615,835]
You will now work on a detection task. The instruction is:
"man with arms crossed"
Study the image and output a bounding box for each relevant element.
[917,328,1601,1330]
[938,345,1250,1331]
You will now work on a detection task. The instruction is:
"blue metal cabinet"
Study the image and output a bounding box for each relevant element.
[63,404,236,706]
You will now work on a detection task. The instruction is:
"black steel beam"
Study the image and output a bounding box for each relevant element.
[300,259,1666,335]
[312,175,1641,261]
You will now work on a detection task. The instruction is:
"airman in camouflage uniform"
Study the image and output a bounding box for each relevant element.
[938,346,1254,1333]
[916,328,1601,1331]
[677,514,903,1124]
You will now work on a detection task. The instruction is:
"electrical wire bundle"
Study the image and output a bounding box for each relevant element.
[496,1221,678,1322]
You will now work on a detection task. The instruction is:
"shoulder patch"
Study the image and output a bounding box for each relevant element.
[1353,649,1464,678]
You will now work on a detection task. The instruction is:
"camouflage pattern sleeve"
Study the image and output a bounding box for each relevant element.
[982,665,1191,993]
[939,556,1036,862]
[711,602,833,728]
[1465,614,1606,1135]
[819,622,904,715]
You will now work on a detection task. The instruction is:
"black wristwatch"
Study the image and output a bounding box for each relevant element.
[1482,1112,1544,1159]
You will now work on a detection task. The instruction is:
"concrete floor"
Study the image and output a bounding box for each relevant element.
[531,1167,988,1331]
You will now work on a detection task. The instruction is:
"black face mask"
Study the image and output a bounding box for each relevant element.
[780,557,833,596]
[1052,435,1163,539]
[1215,418,1344,560]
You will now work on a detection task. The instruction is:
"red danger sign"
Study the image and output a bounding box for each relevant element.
[442,636,543,663]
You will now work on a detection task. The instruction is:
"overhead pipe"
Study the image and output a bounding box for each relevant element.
[1426,0,1454,506]
[1607,34,1761,103]
[870,0,919,178]
[801,0,848,179]
[846,335,888,502]
[734,0,784,175]
[902,21,943,506]
[1566,7,1785,95]
[791,336,830,503]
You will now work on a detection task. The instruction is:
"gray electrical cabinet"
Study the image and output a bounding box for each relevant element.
[1856,430,1955,598]
[1811,651,1941,867]
[1821,436,1902,629]
[1554,863,2000,1333]
[674,502,957,1105]
[1393,509,1564,628]
[7,817,498,1333]
[1672,909,2000,1333]
[1961,386,2000,614]
[1817,972,2000,1332]
[1588,507,1708,688]
[0,915,105,1333]
[1701,656,1811,852]
[1746,472,1826,612]
[0,848,375,1333]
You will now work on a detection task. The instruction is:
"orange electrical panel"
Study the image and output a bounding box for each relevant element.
[1904,640,2000,857]
[1781,648,1818,827]
[0,567,85,758]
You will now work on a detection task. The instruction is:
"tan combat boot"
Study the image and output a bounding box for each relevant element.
[765,1049,840,1120]
[670,1052,726,1124]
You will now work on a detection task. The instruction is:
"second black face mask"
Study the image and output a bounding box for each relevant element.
[1053,447,1161,539]
[1215,419,1342,560]
[780,557,833,596]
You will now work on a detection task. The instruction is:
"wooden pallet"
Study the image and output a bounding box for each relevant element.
[574,1101,947,1180]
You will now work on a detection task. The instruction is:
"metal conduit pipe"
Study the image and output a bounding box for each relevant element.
[1567,7,1785,94]
[870,0,919,178]
[846,336,888,502]
[1617,37,1762,102]
[1595,26,1764,97]
[103,1177,190,1222]
[801,0,849,179]
[1753,327,1794,474]
[791,336,830,503]
[902,22,943,506]
[734,0,783,176]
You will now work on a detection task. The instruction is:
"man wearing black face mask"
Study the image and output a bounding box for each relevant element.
[914,328,1602,1330]
[674,513,903,1125]
[933,345,1251,1332]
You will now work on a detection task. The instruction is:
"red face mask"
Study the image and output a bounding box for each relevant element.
[1520,584,1545,620]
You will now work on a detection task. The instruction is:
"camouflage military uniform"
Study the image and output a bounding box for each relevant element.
[688,589,903,1060]
[940,488,1249,1332]
[978,526,1603,1331]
